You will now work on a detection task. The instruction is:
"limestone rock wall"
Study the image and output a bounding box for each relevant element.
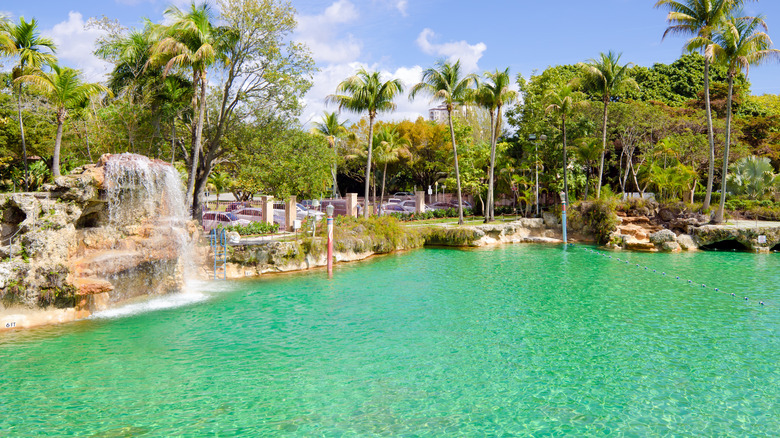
[1,155,198,329]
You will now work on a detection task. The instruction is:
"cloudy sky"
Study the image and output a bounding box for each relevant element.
[5,0,780,126]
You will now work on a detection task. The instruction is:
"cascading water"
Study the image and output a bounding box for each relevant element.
[80,153,197,305]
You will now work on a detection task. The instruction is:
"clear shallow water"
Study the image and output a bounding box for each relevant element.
[1,245,779,436]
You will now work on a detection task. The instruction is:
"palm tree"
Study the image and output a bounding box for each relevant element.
[311,111,350,198]
[15,65,110,178]
[149,2,227,214]
[702,14,780,222]
[327,69,404,218]
[0,17,56,191]
[207,171,231,205]
[544,85,584,206]
[655,0,743,210]
[474,68,517,222]
[577,51,638,199]
[374,127,410,212]
[727,156,777,200]
[573,136,601,200]
[410,60,477,225]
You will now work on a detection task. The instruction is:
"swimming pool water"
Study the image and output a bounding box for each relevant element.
[2,245,778,436]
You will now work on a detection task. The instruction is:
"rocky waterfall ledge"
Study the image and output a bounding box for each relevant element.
[1,154,199,330]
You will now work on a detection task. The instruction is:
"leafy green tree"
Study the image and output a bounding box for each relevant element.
[328,69,404,217]
[577,51,639,199]
[703,14,780,222]
[474,67,517,222]
[311,111,350,197]
[655,0,742,210]
[0,16,56,190]
[410,60,477,225]
[149,2,229,213]
[15,65,110,178]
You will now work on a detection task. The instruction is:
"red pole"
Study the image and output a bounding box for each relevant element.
[327,209,334,278]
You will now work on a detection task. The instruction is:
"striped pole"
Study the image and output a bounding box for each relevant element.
[327,205,334,278]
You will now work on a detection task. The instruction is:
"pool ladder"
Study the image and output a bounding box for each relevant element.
[209,228,228,280]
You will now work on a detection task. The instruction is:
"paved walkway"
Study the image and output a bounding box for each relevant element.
[704,220,780,229]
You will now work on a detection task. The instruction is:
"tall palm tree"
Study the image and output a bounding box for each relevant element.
[410,60,477,225]
[311,111,350,198]
[474,68,518,222]
[0,17,56,191]
[374,127,410,212]
[327,69,404,218]
[655,0,743,210]
[577,51,638,199]
[573,136,602,200]
[149,2,227,214]
[545,85,585,206]
[16,65,110,178]
[701,14,780,222]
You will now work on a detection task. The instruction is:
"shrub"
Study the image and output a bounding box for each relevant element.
[220,221,279,236]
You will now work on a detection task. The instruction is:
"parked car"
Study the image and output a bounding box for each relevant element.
[225,201,251,213]
[393,191,414,198]
[400,200,428,213]
[428,202,452,210]
[386,198,402,205]
[202,211,250,231]
[380,203,407,216]
[234,207,287,226]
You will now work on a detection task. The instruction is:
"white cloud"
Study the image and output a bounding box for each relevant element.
[295,0,362,64]
[300,62,430,128]
[395,0,408,16]
[45,11,112,83]
[416,28,486,73]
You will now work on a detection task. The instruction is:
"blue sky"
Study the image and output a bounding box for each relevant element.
[4,0,780,124]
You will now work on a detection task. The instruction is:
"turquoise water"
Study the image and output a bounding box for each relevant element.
[2,245,779,436]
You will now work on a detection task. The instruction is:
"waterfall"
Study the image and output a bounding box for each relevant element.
[95,153,195,297]
[104,153,189,227]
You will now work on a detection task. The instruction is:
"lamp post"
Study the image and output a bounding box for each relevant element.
[326,204,334,278]
[529,134,546,217]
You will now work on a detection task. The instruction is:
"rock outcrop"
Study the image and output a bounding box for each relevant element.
[1,154,198,330]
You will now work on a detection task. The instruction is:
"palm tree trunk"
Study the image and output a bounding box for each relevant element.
[16,90,29,191]
[596,97,609,199]
[380,162,388,215]
[186,69,205,216]
[486,109,496,223]
[562,115,569,205]
[331,138,339,198]
[52,109,65,179]
[715,75,734,224]
[363,115,375,218]
[448,110,464,225]
[703,58,716,210]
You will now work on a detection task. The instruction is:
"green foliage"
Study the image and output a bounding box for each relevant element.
[220,221,279,236]
[574,187,619,244]
[329,215,424,253]
[387,207,475,222]
[726,155,778,199]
